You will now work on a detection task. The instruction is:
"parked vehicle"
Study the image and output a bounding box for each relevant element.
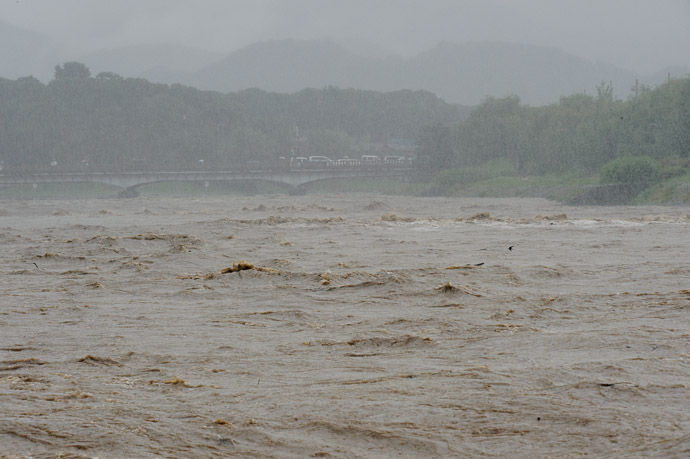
[336,157,358,166]
[308,156,333,165]
[384,155,405,162]
[290,156,308,167]
[361,155,381,162]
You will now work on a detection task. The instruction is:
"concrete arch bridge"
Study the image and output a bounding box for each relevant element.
[0,166,416,196]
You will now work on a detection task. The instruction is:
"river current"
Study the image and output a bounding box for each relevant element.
[1,194,689,457]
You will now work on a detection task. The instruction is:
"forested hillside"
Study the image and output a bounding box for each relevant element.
[0,62,468,173]
[2,61,688,202]
[444,78,690,174]
[415,76,690,201]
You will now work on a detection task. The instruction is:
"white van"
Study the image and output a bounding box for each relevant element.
[308,156,333,165]
[336,157,358,165]
[361,155,381,162]
[384,155,405,162]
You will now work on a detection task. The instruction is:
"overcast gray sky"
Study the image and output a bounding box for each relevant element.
[3,0,689,73]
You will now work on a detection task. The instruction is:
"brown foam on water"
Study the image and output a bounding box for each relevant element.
[3,195,689,457]
[77,355,120,366]
[220,260,280,274]
[381,212,416,222]
[0,358,47,371]
[233,216,346,225]
[346,335,434,348]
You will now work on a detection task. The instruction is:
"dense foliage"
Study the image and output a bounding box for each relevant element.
[600,156,660,185]
[1,61,688,190]
[447,79,690,179]
[0,63,467,172]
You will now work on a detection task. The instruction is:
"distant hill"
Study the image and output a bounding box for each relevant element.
[399,42,637,105]
[1,26,686,105]
[76,44,222,82]
[190,39,640,105]
[642,65,690,87]
[0,20,63,81]
[193,40,382,94]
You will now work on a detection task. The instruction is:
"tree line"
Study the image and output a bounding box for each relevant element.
[419,77,690,181]
[1,61,688,185]
[0,62,468,172]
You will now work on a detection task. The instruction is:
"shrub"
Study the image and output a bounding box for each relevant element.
[600,156,660,185]
[660,165,688,180]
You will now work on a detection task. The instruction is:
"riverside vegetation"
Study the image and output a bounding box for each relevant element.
[1,62,688,203]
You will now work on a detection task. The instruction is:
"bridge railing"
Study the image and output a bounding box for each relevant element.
[0,159,417,175]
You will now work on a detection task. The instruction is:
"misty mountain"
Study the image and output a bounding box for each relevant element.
[190,39,639,105]
[192,40,387,95]
[0,23,681,106]
[332,37,398,60]
[399,42,637,105]
[642,65,690,88]
[76,44,222,82]
[0,20,63,81]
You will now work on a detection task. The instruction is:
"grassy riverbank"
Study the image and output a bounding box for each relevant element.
[1,173,689,204]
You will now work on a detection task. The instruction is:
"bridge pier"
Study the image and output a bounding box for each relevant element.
[289,184,308,196]
[0,168,416,196]
[117,186,140,198]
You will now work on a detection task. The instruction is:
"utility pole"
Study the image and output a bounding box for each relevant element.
[293,124,301,157]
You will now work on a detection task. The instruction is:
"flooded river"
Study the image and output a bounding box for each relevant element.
[1,194,689,457]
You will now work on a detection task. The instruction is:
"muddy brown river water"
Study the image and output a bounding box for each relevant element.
[1,194,689,457]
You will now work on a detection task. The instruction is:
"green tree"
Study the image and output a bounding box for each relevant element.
[303,129,352,159]
[418,123,454,169]
[600,156,660,185]
[54,62,92,81]
[454,95,528,170]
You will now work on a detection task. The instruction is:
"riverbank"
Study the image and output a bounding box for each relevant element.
[1,172,689,204]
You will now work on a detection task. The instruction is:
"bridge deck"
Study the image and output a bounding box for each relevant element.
[0,166,417,190]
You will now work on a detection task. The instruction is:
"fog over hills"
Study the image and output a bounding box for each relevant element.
[139,39,671,106]
[77,44,222,82]
[183,39,637,105]
[0,20,62,81]
[192,40,390,95]
[1,19,688,106]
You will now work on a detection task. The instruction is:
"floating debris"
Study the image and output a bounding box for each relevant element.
[364,200,389,210]
[221,261,279,274]
[381,213,416,222]
[435,281,483,297]
[78,355,120,366]
[60,269,95,276]
[467,212,491,221]
[164,377,191,386]
[436,281,459,293]
[128,232,167,240]
[163,377,202,388]
[535,213,568,221]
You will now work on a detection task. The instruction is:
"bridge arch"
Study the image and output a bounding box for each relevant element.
[0,167,416,196]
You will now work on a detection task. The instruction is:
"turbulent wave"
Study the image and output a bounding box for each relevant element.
[1,195,689,457]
